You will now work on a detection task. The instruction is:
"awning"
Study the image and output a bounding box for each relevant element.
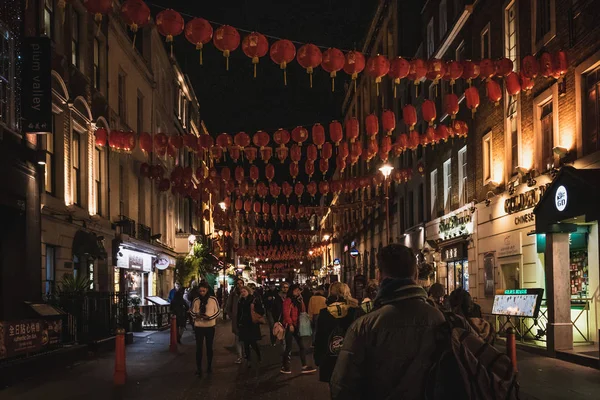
[72,230,107,260]
[533,166,600,233]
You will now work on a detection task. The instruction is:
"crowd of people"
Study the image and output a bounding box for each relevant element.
[168,243,507,399]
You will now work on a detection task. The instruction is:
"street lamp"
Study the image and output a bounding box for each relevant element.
[379,163,394,245]
[323,234,331,241]
[218,201,227,211]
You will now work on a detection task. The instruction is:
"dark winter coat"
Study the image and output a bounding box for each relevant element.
[330,278,445,400]
[225,288,241,334]
[236,294,263,342]
[271,292,286,322]
[314,296,359,383]
[170,289,188,327]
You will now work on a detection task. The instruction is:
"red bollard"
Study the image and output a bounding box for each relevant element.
[114,328,127,385]
[169,314,178,353]
[506,327,518,372]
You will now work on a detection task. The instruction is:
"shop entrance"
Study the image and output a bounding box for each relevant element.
[447,260,469,292]
[500,262,520,290]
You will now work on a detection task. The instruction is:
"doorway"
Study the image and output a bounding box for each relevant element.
[501,262,520,290]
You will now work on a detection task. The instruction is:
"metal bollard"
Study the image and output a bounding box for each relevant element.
[506,327,518,372]
[114,328,127,385]
[169,314,178,353]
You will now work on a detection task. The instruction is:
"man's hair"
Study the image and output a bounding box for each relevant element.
[198,282,210,290]
[377,244,417,279]
[429,282,445,298]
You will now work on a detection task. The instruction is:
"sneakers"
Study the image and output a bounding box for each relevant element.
[301,365,317,374]
[280,366,292,374]
[234,357,242,364]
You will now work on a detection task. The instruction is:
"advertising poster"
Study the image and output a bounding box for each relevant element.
[0,319,62,360]
[483,252,496,297]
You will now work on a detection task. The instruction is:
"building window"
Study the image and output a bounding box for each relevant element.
[119,164,125,216]
[94,147,103,215]
[535,0,552,43]
[584,66,600,155]
[408,191,415,227]
[443,159,452,210]
[45,245,56,295]
[427,18,435,58]
[508,99,519,175]
[93,38,100,89]
[118,72,126,119]
[455,41,466,94]
[72,131,81,205]
[137,91,144,133]
[458,146,467,206]
[40,114,55,194]
[0,24,14,127]
[481,24,491,59]
[71,10,79,68]
[505,1,518,68]
[483,132,492,183]
[540,101,554,170]
[430,169,438,217]
[43,0,54,39]
[439,0,448,39]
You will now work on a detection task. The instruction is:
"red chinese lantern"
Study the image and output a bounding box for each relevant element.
[350,141,362,164]
[394,133,409,155]
[290,163,299,180]
[426,59,446,84]
[322,48,345,92]
[234,132,251,150]
[445,93,459,120]
[311,123,325,149]
[185,18,213,65]
[270,39,296,85]
[274,128,290,148]
[379,136,392,161]
[265,163,275,182]
[421,126,435,147]
[297,44,322,88]
[366,55,391,95]
[345,117,359,142]
[294,182,304,201]
[242,32,269,77]
[506,72,521,96]
[221,167,231,182]
[216,133,233,150]
[235,166,244,184]
[521,55,539,79]
[156,9,184,56]
[307,181,317,197]
[319,158,329,175]
[336,154,346,172]
[260,147,272,161]
[479,59,497,80]
[248,165,258,183]
[139,162,150,177]
[210,146,223,161]
[465,86,480,116]
[282,182,293,199]
[84,0,112,23]
[322,142,333,160]
[183,134,197,151]
[198,134,213,150]
[229,146,241,163]
[153,132,167,156]
[250,131,268,150]
[403,105,417,131]
[213,25,241,70]
[166,144,176,159]
[461,60,480,84]
[262,201,270,215]
[552,51,568,79]
[382,110,395,136]
[366,114,379,139]
[388,57,410,97]
[289,126,308,147]
[487,79,502,105]
[168,134,182,150]
[208,166,219,180]
[343,51,366,90]
[408,58,427,84]
[276,146,288,163]
[495,58,514,77]
[120,0,151,34]
[244,147,257,163]
[446,61,463,85]
[244,199,252,213]
[95,128,108,147]
[540,52,553,78]
[437,124,451,143]
[290,144,302,163]
[319,181,330,196]
[520,70,534,92]
[329,121,343,146]
[307,144,318,162]
[422,100,437,126]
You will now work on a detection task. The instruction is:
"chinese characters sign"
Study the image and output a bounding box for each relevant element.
[0,319,62,359]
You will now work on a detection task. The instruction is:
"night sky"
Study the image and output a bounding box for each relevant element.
[148,0,378,135]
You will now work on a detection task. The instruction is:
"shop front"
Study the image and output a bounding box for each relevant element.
[114,245,156,304]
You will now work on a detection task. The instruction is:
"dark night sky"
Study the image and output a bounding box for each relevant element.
[148,0,378,135]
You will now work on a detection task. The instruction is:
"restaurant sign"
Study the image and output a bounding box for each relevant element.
[0,319,62,359]
[504,184,550,215]
[439,210,472,234]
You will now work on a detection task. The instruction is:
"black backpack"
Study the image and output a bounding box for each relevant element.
[326,305,353,356]
[425,312,520,400]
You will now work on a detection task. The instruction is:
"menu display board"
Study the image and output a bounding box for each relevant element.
[0,319,62,360]
[492,289,544,318]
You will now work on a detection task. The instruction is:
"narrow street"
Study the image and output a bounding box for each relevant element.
[2,320,600,400]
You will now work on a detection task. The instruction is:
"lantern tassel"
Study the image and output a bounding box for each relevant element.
[394,83,397,98]
[284,69,287,86]
[353,78,357,92]
[331,77,335,92]
[310,72,313,88]
[132,33,137,49]
[200,49,203,65]
[254,63,257,79]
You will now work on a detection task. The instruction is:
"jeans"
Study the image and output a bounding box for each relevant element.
[282,327,307,367]
[243,340,261,361]
[234,334,243,358]
[194,326,215,370]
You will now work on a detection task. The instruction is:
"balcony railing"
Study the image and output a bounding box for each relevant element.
[138,223,151,243]
[118,215,136,237]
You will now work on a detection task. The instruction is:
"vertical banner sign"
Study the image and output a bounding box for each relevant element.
[22,37,52,134]
[483,252,496,297]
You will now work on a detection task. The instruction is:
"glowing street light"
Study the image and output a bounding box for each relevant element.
[379,163,394,245]
[379,163,393,178]
[323,234,331,241]
[218,201,227,211]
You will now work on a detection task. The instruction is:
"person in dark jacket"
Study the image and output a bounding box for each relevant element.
[314,282,359,382]
[170,286,188,344]
[237,286,262,365]
[302,285,313,311]
[225,278,244,363]
[330,244,445,400]
[271,282,289,323]
[263,284,279,345]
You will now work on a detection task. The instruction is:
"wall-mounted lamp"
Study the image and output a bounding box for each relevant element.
[485,191,496,207]
[553,146,569,158]
[150,233,162,241]
[558,77,567,96]
[515,166,530,177]
[488,180,499,188]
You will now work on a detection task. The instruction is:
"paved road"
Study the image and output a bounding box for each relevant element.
[2,320,599,399]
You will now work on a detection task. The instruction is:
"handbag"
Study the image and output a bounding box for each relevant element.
[273,322,285,340]
[251,303,266,324]
[299,311,312,337]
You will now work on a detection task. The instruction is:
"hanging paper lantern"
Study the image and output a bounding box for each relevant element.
[151,165,165,180]
[426,59,446,84]
[350,141,362,165]
[198,134,213,150]
[408,58,427,84]
[319,158,329,175]
[336,154,346,172]
[120,0,151,34]
[294,182,304,200]
[282,182,293,199]
[95,128,108,147]
[156,9,184,44]
[274,128,290,148]
[322,142,333,160]
[270,39,296,85]
[322,48,345,92]
[465,86,480,116]
[234,166,244,184]
[208,166,219,180]
[244,147,257,163]
[382,110,396,136]
[445,93,459,120]
[366,55,390,95]
[121,131,136,152]
[366,114,379,139]
[276,146,289,163]
[379,136,392,161]
[108,130,122,151]
[452,120,469,138]
[495,58,514,77]
[343,51,366,89]
[402,105,417,131]
[307,144,318,161]
[422,100,437,126]
[521,55,539,79]
[393,133,409,155]
[216,133,233,150]
[366,138,378,161]
[270,182,281,198]
[436,124,451,143]
[345,117,359,142]
[252,130,270,149]
[291,126,309,146]
[221,167,231,182]
[446,61,463,85]
[158,178,170,192]
[249,165,259,183]
[260,147,272,161]
[168,134,182,150]
[461,60,480,84]
[262,201,270,215]
[210,146,223,161]
[185,18,213,65]
[229,146,241,163]
[331,180,343,194]
[84,0,112,23]
[243,199,252,213]
[307,181,318,197]
[265,163,275,182]
[519,71,534,92]
[270,203,279,219]
[551,51,568,78]
[290,162,299,180]
[297,44,322,88]
[242,32,269,77]
[139,162,150,177]
[234,132,251,150]
[479,59,496,80]
[420,126,435,147]
[487,79,502,105]
[318,181,330,196]
[388,57,410,96]
[329,121,343,146]
[257,182,268,199]
[311,123,326,149]
[506,72,521,96]
[183,134,197,151]
[539,52,553,78]
[289,144,301,164]
[213,25,241,70]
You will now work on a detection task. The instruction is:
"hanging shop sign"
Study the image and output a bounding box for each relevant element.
[439,210,472,234]
[0,318,62,360]
[555,185,568,212]
[333,258,341,266]
[21,37,52,134]
[155,254,172,270]
[116,248,154,272]
[350,248,359,258]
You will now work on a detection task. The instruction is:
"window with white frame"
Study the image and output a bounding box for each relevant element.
[72,131,81,205]
[427,18,435,58]
[505,1,518,69]
[94,146,103,215]
[71,10,80,68]
[40,114,56,194]
[584,66,600,155]
[93,38,100,89]
[439,0,448,39]
[443,159,452,210]
[45,245,56,295]
[481,24,491,59]
[458,146,468,206]
[507,99,519,175]
[483,131,493,183]
[430,169,438,217]
[534,0,555,46]
[540,101,554,170]
[43,0,54,39]
[0,23,15,127]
